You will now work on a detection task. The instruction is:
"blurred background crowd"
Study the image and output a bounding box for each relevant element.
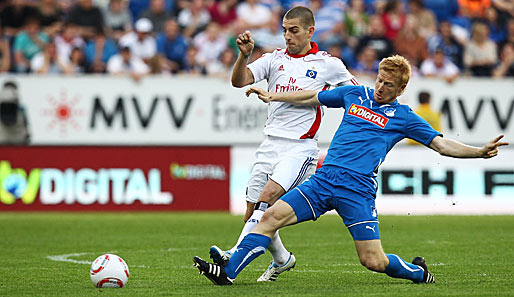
[0,0,512,80]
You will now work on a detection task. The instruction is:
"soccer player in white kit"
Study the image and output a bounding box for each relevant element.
[209,6,358,281]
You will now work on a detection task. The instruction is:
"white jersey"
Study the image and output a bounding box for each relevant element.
[248,42,357,140]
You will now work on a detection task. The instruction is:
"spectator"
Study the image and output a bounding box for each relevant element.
[37,0,63,37]
[408,0,437,39]
[66,0,105,40]
[352,46,380,79]
[356,14,394,60]
[423,0,459,23]
[492,43,514,77]
[310,0,345,50]
[13,17,50,73]
[55,23,85,62]
[106,46,150,81]
[420,48,460,83]
[192,22,227,69]
[408,91,441,145]
[499,19,514,52]
[119,18,157,64]
[458,0,491,20]
[1,0,39,37]
[140,0,172,33]
[251,12,285,52]
[178,0,211,39]
[0,27,11,73]
[156,18,189,73]
[492,0,514,25]
[30,41,71,74]
[393,15,428,68]
[344,0,370,49]
[327,43,343,59]
[182,46,206,75]
[208,0,239,31]
[207,47,235,79]
[84,28,118,73]
[464,22,498,76]
[128,0,174,20]
[427,20,465,69]
[0,82,30,145]
[57,0,74,15]
[484,7,506,43]
[381,0,406,41]
[128,0,150,20]
[280,0,310,11]
[69,46,89,73]
[236,0,272,34]
[102,0,132,41]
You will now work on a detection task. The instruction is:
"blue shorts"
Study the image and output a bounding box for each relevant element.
[281,165,380,241]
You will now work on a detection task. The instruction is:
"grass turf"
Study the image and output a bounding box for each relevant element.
[0,212,513,296]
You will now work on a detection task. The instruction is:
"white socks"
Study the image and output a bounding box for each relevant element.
[229,209,264,254]
[229,209,290,265]
[267,231,290,265]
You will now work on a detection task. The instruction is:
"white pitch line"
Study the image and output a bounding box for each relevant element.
[47,253,92,265]
[46,252,148,268]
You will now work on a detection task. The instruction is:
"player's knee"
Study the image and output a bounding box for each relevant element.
[259,189,281,205]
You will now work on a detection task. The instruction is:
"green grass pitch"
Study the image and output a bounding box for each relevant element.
[1,212,513,296]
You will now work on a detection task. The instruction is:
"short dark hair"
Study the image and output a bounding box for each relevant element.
[284,6,315,29]
[418,91,431,104]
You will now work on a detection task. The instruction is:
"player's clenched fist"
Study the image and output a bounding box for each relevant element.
[236,30,254,58]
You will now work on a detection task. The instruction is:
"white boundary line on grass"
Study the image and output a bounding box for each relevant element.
[46,252,148,268]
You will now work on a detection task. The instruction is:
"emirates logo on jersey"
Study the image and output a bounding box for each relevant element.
[278,65,284,71]
[348,104,389,128]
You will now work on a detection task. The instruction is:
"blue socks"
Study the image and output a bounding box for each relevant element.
[384,254,424,283]
[223,237,424,283]
[224,233,271,279]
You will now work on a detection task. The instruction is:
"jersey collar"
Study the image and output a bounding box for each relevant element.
[285,42,319,58]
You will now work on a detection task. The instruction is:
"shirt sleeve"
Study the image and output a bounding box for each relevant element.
[247,52,273,84]
[325,56,355,86]
[317,86,355,108]
[405,107,443,146]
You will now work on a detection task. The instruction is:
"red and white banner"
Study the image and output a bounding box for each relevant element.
[0,146,230,211]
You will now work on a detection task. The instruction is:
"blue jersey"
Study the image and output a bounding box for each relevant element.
[317,85,442,194]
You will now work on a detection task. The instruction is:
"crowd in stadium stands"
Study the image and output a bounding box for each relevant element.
[0,0,512,80]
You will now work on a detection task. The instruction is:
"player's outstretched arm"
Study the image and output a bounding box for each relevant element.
[246,87,321,106]
[429,134,509,158]
[231,30,255,88]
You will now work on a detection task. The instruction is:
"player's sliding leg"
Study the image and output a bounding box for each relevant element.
[195,201,298,285]
[353,237,435,283]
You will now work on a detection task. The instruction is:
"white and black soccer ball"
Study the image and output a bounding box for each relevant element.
[90,254,129,288]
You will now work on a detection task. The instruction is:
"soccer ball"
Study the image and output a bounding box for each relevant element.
[90,254,129,288]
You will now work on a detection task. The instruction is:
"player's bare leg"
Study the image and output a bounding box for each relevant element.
[354,239,434,283]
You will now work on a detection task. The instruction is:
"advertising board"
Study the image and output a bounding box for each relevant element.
[0,146,230,211]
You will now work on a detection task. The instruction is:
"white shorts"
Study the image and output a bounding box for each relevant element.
[246,135,319,204]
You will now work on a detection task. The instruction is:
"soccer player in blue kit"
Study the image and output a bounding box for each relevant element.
[192,55,509,285]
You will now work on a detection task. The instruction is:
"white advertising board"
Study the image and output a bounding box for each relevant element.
[230,145,514,215]
[1,76,512,145]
